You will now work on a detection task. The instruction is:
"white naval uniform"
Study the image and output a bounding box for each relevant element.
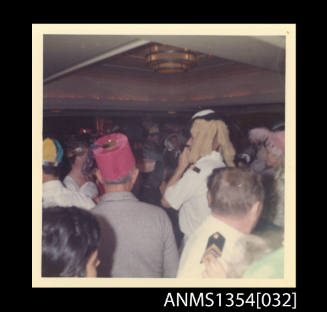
[177,214,246,278]
[42,180,95,210]
[164,151,226,239]
[63,175,99,199]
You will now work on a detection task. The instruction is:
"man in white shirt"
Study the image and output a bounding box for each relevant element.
[161,109,236,242]
[42,138,95,210]
[177,167,264,278]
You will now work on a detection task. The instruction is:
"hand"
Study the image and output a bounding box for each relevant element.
[178,146,191,170]
[93,196,101,204]
[202,255,227,278]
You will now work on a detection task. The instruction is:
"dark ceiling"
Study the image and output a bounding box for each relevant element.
[42,34,286,117]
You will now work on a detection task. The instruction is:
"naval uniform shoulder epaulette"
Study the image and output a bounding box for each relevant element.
[190,165,201,173]
[200,232,226,263]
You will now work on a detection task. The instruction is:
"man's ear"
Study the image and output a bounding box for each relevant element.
[207,191,212,207]
[127,168,139,191]
[95,169,104,184]
[131,167,139,184]
[249,201,263,220]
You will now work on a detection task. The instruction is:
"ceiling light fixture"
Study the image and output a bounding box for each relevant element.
[145,44,197,74]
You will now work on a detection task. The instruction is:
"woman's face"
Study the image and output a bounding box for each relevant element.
[78,151,88,164]
[170,136,179,149]
[85,249,100,277]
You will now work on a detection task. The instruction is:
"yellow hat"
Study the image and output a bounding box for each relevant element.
[43,138,63,166]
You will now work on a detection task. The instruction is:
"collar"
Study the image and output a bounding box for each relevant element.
[194,151,223,166]
[206,214,244,244]
[99,191,138,203]
[197,151,222,162]
[43,179,64,190]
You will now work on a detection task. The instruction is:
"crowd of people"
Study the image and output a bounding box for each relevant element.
[41,109,285,279]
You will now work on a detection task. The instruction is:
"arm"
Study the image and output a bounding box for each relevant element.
[161,146,191,208]
[161,166,187,208]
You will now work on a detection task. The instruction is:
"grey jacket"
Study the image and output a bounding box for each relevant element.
[92,191,179,278]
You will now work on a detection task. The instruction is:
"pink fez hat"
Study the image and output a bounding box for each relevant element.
[93,133,135,181]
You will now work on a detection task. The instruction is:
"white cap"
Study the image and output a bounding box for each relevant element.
[191,109,215,120]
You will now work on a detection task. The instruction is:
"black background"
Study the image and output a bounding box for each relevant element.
[32,19,308,311]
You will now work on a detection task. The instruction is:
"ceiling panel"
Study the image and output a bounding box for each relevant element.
[43,35,149,82]
[42,35,286,114]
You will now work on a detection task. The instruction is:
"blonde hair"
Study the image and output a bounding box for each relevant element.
[189,119,236,167]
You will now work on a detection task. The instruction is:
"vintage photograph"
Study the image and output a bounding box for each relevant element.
[32,24,296,288]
